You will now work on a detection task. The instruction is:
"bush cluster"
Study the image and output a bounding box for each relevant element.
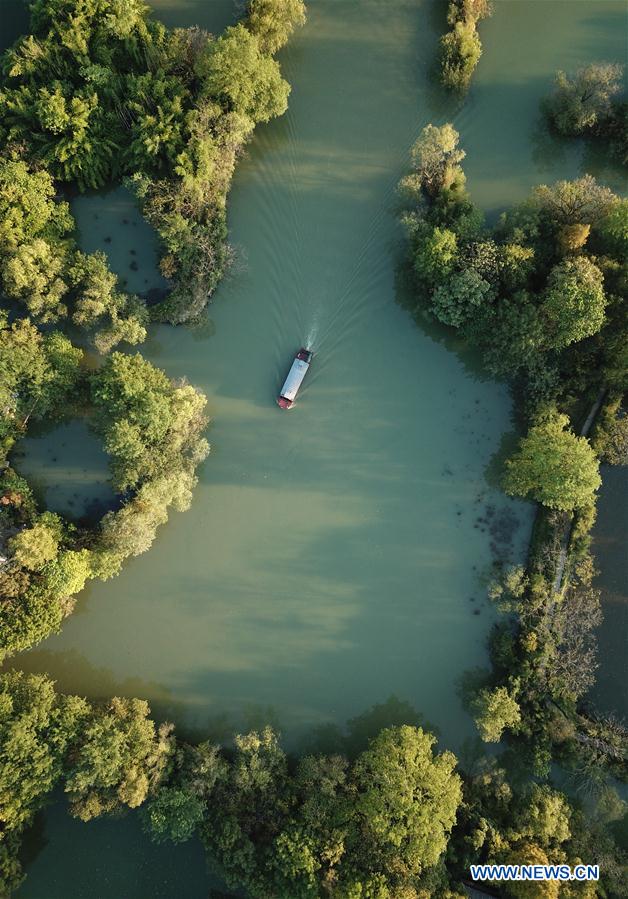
[399,122,627,789]
[439,0,492,92]
[0,0,305,323]
[3,672,625,899]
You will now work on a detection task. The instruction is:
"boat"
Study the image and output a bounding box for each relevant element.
[277,348,313,408]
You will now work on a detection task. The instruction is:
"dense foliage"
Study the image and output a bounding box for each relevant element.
[1,672,625,898]
[503,414,601,511]
[399,121,627,810]
[0,156,147,352]
[439,0,492,92]
[0,326,208,656]
[543,63,627,165]
[0,0,305,322]
[0,671,174,895]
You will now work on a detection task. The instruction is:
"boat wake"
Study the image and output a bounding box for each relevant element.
[305,313,320,353]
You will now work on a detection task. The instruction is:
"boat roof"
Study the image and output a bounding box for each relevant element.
[280,357,309,401]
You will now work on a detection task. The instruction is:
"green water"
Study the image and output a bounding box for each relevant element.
[1,0,624,895]
[12,421,115,522]
[71,185,169,297]
[590,465,628,719]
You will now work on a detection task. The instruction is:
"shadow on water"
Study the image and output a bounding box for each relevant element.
[589,465,628,720]
[298,694,436,759]
[393,255,499,384]
[15,693,442,898]
[10,421,118,525]
[17,793,217,899]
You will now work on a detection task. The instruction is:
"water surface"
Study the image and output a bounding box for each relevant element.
[12,421,115,522]
[590,465,628,719]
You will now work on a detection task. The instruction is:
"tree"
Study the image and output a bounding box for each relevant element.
[594,198,628,258]
[142,741,225,844]
[200,24,290,125]
[403,124,466,198]
[502,844,561,899]
[431,267,494,328]
[499,243,535,290]
[533,176,616,227]
[546,64,624,135]
[0,157,73,252]
[8,513,63,571]
[270,753,348,897]
[441,21,482,91]
[413,226,459,286]
[0,671,89,894]
[99,470,197,561]
[65,697,174,821]
[1,239,69,320]
[593,402,628,465]
[472,685,521,743]
[542,256,606,348]
[0,319,83,432]
[69,250,147,353]
[201,727,291,890]
[467,297,546,378]
[440,1,491,91]
[545,571,602,702]
[503,414,601,511]
[347,726,462,883]
[90,352,208,492]
[141,786,205,844]
[246,0,306,55]
[44,549,93,599]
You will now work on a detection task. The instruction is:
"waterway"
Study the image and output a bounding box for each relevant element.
[590,464,628,720]
[0,1,625,896]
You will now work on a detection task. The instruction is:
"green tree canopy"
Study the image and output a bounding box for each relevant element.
[402,124,466,198]
[0,671,89,894]
[0,318,82,437]
[65,697,174,821]
[347,725,462,883]
[141,740,225,844]
[503,414,601,511]
[441,21,482,92]
[472,684,521,743]
[200,24,290,125]
[595,198,628,258]
[0,157,72,252]
[90,351,208,492]
[432,267,494,328]
[246,0,306,55]
[201,727,291,890]
[542,256,606,348]
[8,512,63,571]
[547,64,624,135]
[413,225,459,287]
[533,176,617,227]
